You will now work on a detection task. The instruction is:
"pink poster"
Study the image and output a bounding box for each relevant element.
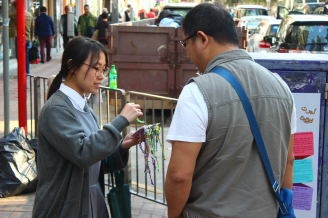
[293,132,314,157]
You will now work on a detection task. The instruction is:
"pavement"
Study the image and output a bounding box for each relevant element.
[0,48,169,217]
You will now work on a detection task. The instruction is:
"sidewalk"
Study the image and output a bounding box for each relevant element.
[0,48,63,79]
[0,191,168,218]
[0,48,168,217]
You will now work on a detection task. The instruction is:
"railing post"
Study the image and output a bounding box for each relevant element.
[123,92,131,186]
[34,77,41,137]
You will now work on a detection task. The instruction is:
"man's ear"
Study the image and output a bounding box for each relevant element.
[197,31,209,49]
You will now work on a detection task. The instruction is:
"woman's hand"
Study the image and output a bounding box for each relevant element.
[120,103,143,123]
[122,131,145,149]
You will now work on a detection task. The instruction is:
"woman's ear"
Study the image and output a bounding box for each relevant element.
[67,59,73,65]
[67,59,75,75]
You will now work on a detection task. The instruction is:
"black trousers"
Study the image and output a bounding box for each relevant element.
[63,34,69,49]
[98,39,108,46]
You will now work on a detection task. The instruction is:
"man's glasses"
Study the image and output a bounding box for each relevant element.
[83,63,109,77]
[180,32,198,50]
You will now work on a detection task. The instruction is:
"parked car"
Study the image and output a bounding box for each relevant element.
[234,5,268,22]
[237,15,276,40]
[264,15,328,53]
[292,2,325,14]
[238,15,276,30]
[247,19,282,52]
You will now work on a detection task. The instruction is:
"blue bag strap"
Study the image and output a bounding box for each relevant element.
[210,67,289,215]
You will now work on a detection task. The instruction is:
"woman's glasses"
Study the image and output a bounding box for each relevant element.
[83,63,110,77]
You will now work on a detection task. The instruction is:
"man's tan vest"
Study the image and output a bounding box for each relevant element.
[183,49,294,218]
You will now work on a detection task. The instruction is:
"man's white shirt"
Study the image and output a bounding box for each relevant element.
[166,82,297,143]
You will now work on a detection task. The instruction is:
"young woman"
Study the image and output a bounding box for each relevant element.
[32,37,143,218]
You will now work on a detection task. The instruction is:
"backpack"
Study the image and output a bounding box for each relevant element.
[140,12,145,20]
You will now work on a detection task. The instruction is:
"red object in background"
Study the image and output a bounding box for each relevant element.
[258,40,271,48]
[147,12,156,18]
[17,0,27,134]
[138,9,147,17]
[30,59,39,64]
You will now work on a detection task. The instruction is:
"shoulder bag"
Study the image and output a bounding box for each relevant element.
[106,155,132,218]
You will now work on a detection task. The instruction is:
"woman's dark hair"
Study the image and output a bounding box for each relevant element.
[183,3,239,46]
[47,37,109,100]
[101,12,108,19]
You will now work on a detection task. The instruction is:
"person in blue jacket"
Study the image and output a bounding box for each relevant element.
[35,6,55,63]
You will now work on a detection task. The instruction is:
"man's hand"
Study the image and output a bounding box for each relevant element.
[165,141,202,218]
[60,32,64,36]
[52,35,55,38]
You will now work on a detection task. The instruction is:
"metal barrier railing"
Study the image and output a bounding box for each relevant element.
[26,75,178,206]
[125,91,177,205]
[26,75,49,138]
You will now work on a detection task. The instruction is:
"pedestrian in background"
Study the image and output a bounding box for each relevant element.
[97,12,110,46]
[35,6,55,63]
[165,3,295,218]
[138,6,147,19]
[60,5,78,48]
[124,7,131,22]
[127,4,135,21]
[9,1,34,74]
[147,8,156,18]
[98,8,108,23]
[32,37,144,218]
[154,5,160,16]
[77,4,97,38]
[323,1,328,14]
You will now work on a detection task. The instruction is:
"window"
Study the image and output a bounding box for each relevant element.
[277,20,287,39]
[257,9,268,15]
[285,24,328,45]
[267,25,279,36]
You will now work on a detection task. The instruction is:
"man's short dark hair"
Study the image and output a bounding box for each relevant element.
[150,8,153,12]
[40,6,46,13]
[183,3,239,46]
[84,4,89,8]
[101,12,108,19]
[13,1,16,7]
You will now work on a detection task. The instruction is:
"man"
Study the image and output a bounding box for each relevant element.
[60,5,78,48]
[154,4,160,16]
[77,5,97,38]
[138,6,147,20]
[147,8,156,18]
[97,12,110,46]
[35,6,55,63]
[8,0,17,41]
[127,4,135,21]
[323,1,328,14]
[165,3,296,218]
[98,8,109,23]
[9,1,34,74]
